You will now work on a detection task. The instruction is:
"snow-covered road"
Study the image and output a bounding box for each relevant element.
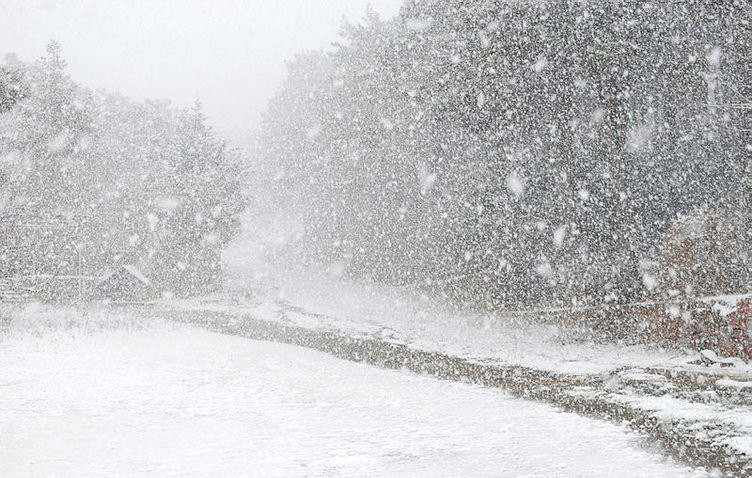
[1,317,709,477]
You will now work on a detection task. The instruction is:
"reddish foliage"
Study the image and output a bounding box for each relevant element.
[646,297,752,360]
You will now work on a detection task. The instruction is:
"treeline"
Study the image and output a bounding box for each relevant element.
[257,0,750,308]
[0,42,245,296]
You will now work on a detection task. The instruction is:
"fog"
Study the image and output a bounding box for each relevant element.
[0,0,404,144]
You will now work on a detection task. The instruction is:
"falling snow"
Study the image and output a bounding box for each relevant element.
[1,0,750,476]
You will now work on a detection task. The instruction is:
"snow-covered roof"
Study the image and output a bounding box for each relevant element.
[122,265,152,287]
[99,265,153,287]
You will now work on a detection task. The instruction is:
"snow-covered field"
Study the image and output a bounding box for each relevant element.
[1,310,710,477]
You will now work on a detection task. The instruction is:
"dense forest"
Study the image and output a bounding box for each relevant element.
[256,0,750,309]
[0,42,245,297]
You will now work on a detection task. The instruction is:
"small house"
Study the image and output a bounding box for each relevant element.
[93,265,158,303]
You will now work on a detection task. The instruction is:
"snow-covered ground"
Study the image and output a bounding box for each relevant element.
[220,268,752,377]
[1,310,710,477]
[208,268,752,464]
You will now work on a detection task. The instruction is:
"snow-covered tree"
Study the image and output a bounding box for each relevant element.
[0,42,245,296]
[256,0,749,309]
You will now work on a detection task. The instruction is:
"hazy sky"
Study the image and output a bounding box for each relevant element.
[0,0,404,145]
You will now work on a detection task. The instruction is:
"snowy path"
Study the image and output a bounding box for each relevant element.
[0,319,708,477]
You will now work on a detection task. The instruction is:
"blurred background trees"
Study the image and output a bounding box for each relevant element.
[0,42,244,297]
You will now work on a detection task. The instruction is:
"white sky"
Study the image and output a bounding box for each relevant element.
[0,0,404,145]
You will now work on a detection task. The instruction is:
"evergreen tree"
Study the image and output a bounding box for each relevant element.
[257,0,750,309]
